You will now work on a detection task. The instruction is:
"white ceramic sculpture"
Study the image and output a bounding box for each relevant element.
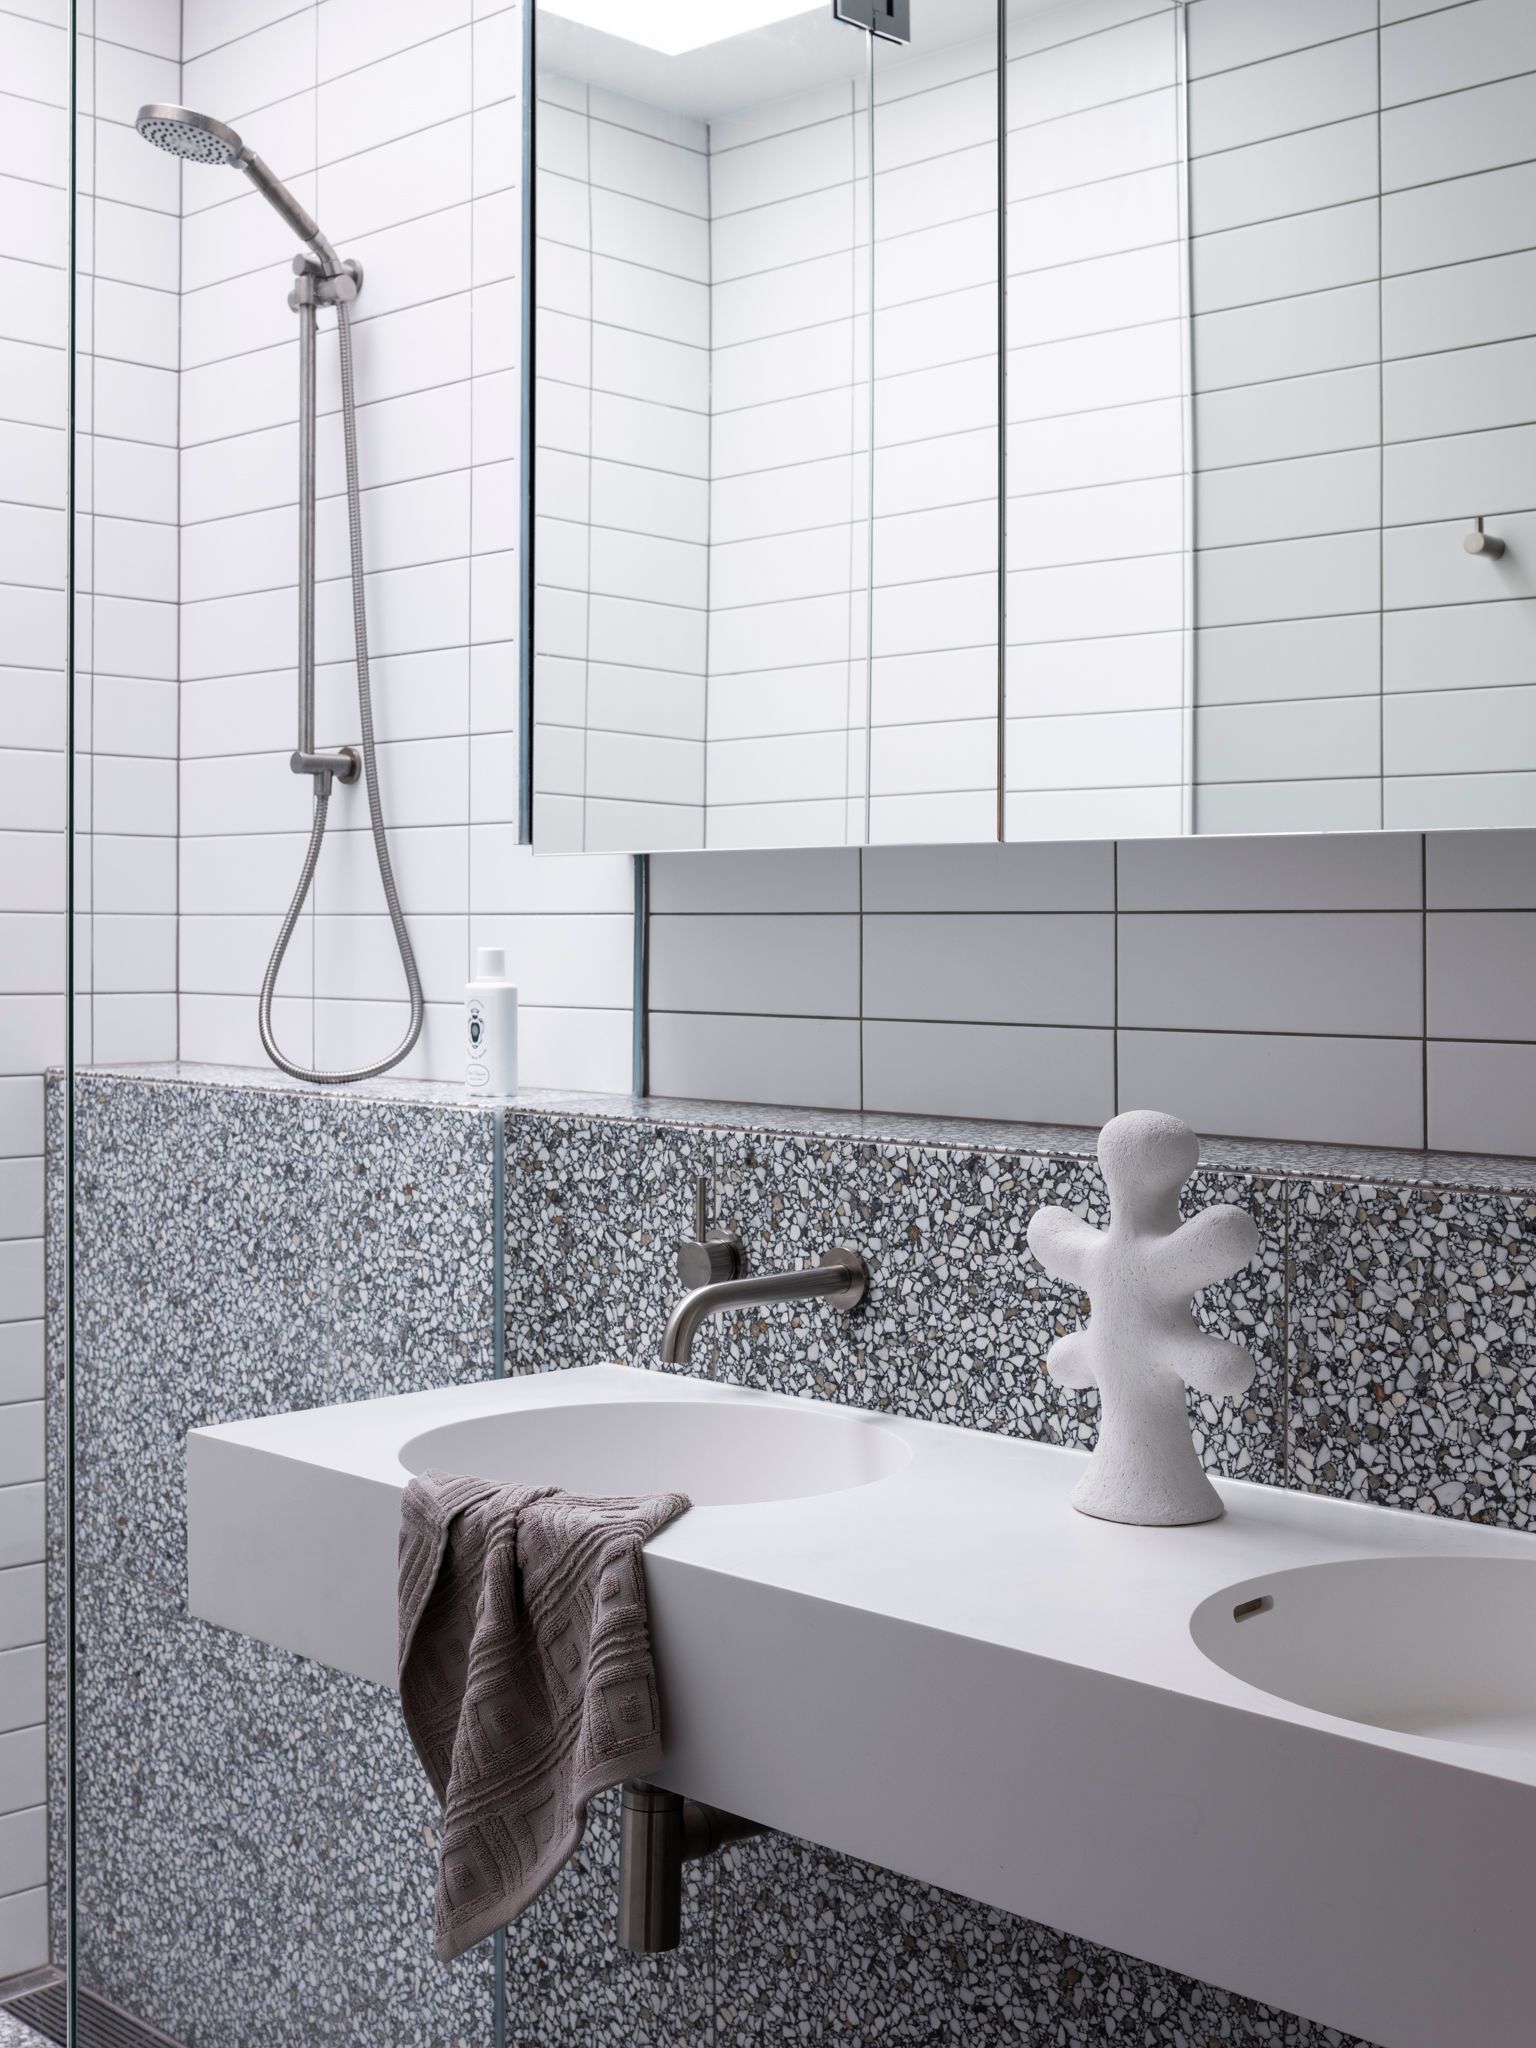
[1027,1110,1260,1527]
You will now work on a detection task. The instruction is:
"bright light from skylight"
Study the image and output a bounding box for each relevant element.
[540,0,826,58]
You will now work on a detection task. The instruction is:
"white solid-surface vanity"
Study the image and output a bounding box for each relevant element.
[187,1365,1536,2048]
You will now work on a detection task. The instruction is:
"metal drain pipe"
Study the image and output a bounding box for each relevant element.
[617,1781,767,1952]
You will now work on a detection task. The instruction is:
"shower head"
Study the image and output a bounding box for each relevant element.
[135,103,246,167]
[135,103,342,275]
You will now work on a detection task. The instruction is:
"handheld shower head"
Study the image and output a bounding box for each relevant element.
[135,103,341,274]
[135,104,246,166]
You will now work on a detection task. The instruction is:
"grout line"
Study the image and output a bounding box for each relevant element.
[1279,1177,1293,1487]
[1112,839,1120,1113]
[468,15,480,966]
[579,81,594,849]
[1422,830,1431,1145]
[856,844,865,1108]
[1374,3,1388,841]
[171,0,185,1070]
[646,1012,1449,1045]
[700,105,714,841]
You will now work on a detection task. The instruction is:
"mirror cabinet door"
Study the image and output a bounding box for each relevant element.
[531,2,880,853]
[530,0,1007,853]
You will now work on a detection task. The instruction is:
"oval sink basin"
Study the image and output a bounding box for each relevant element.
[1192,1557,1536,1755]
[401,1396,912,1508]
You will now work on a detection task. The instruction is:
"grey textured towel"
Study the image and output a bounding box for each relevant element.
[398,1469,690,1961]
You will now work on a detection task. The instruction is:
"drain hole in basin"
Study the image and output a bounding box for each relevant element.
[1233,1594,1274,1623]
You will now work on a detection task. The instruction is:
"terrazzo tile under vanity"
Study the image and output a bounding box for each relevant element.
[1290,1182,1536,1529]
[65,1562,494,2048]
[714,1830,1303,2048]
[505,1788,714,2048]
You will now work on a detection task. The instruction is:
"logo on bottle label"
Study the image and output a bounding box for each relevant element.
[467,999,488,1053]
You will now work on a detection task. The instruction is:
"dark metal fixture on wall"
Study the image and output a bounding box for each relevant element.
[833,0,912,42]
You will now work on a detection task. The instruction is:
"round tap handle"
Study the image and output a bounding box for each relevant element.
[677,1170,741,1287]
[678,1234,741,1289]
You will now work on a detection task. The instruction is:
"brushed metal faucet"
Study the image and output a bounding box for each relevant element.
[661,1175,868,1367]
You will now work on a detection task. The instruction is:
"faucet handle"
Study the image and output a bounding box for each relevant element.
[678,1171,741,1289]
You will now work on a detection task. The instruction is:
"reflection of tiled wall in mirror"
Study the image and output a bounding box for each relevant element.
[706,32,1005,849]
[533,75,711,853]
[706,77,871,850]
[1003,0,1190,843]
[866,33,1002,846]
[1188,0,1536,837]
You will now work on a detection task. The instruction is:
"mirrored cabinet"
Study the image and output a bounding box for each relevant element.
[528,0,1536,851]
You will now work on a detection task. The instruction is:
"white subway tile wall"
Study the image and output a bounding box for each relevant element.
[650,828,1536,1157]
[78,0,183,1078]
[0,0,76,1967]
[1188,0,1536,832]
[177,1,636,1085]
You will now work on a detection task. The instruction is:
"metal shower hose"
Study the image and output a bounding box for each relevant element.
[258,297,424,1084]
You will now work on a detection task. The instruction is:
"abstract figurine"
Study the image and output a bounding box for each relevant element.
[1028,1110,1260,1526]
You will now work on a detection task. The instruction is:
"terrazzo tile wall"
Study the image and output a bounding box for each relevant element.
[44,1066,1536,2046]
[45,1071,500,2047]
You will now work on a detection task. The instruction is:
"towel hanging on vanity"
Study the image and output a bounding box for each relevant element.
[398,1470,690,1961]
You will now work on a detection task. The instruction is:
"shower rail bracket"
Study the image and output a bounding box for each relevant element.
[291,745,361,791]
[288,253,363,310]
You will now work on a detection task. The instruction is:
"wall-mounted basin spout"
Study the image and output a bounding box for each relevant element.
[659,1247,870,1368]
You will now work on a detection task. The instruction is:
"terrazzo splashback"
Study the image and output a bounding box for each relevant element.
[45,1065,1536,2048]
[503,1105,1534,1531]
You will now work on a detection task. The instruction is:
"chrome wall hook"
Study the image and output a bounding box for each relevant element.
[1464,517,1507,559]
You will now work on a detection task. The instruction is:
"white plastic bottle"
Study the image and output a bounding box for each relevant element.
[465,946,518,1096]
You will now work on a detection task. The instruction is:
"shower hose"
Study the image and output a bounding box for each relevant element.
[257,296,425,1085]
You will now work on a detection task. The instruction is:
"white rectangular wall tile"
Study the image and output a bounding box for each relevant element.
[1428,1039,1536,1153]
[1119,1027,1425,1148]
[863,913,1113,1027]
[648,1012,861,1112]
[1118,911,1422,1036]
[862,1018,1114,1126]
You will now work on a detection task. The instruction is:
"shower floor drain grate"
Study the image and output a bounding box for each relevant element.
[3,1980,185,2048]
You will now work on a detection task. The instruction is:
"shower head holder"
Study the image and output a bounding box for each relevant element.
[288,254,364,311]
